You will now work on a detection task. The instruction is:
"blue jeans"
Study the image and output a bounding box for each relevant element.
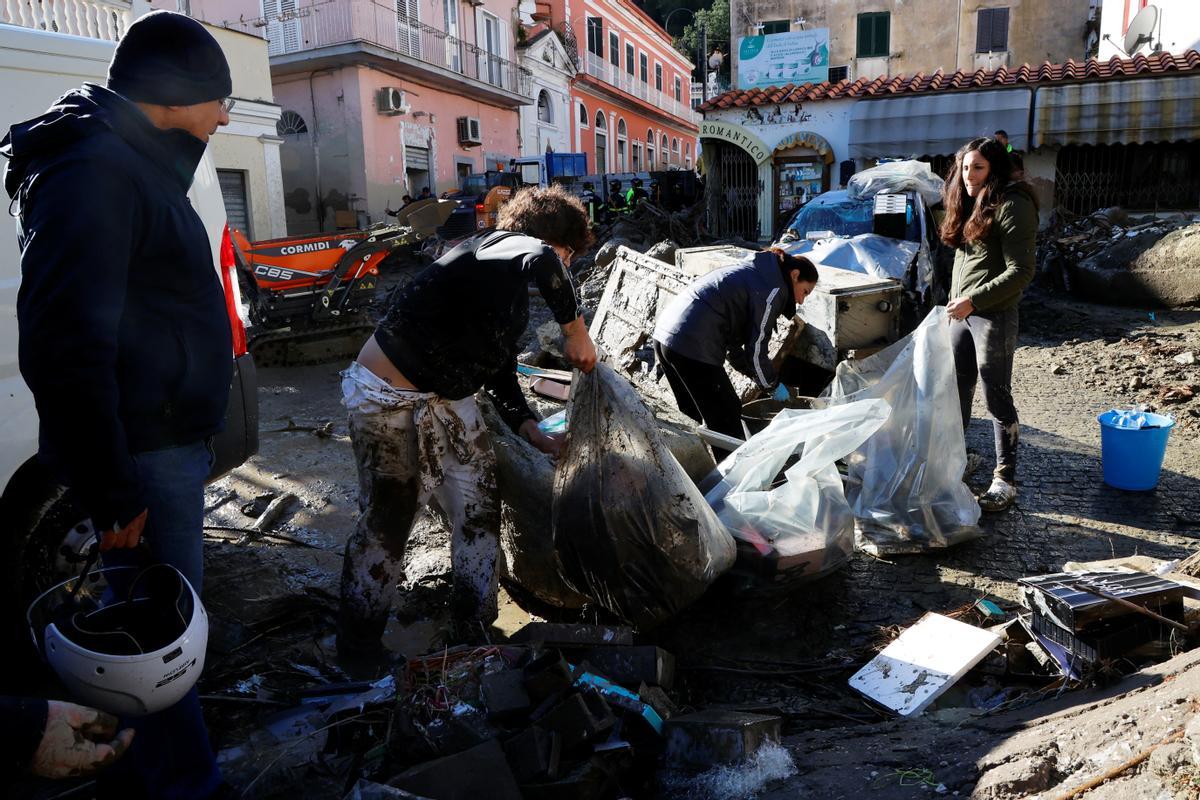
[96,440,222,800]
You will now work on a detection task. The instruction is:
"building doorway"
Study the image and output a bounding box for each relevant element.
[773,156,829,233]
[705,141,759,240]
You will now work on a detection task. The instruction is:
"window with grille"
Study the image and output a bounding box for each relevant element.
[587,17,603,57]
[276,110,308,136]
[761,19,788,34]
[828,65,849,83]
[609,31,619,66]
[856,12,889,58]
[976,7,1010,53]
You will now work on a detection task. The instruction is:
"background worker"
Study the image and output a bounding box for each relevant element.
[338,185,598,663]
[2,10,236,798]
[626,177,649,207]
[941,137,1037,512]
[607,179,626,218]
[652,249,818,460]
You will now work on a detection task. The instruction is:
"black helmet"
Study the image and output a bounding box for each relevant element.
[610,179,621,188]
[632,178,643,187]
[582,181,594,190]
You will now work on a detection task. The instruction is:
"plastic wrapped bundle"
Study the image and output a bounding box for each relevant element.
[824,307,982,554]
[702,398,891,585]
[552,364,736,628]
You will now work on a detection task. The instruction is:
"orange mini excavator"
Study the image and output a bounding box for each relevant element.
[232,199,456,365]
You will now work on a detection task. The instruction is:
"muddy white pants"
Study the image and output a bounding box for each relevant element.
[338,362,500,649]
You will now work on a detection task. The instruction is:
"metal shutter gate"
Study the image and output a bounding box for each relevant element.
[217,170,250,238]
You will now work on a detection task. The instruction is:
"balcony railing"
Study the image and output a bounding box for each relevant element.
[232,0,529,97]
[1,0,130,41]
[585,51,699,125]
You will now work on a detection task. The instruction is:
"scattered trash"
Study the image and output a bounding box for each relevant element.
[848,612,1002,717]
[552,363,736,628]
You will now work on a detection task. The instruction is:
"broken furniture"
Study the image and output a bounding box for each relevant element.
[1018,571,1187,665]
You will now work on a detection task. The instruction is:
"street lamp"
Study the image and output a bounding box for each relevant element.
[663,7,709,102]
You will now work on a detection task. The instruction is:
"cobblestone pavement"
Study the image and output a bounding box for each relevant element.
[654,290,1200,715]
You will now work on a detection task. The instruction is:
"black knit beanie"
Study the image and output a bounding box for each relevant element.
[107,10,232,106]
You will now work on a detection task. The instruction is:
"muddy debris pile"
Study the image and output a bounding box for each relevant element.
[1037,207,1200,308]
[214,623,790,800]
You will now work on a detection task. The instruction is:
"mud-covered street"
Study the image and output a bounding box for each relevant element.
[194,281,1200,798]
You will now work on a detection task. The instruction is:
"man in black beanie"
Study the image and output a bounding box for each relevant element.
[1,10,236,800]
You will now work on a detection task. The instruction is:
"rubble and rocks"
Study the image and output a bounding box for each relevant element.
[1037,209,1200,307]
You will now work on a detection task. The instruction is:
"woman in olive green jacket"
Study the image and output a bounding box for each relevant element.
[940,137,1038,512]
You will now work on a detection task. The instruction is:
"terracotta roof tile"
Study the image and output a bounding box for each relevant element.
[699,49,1200,111]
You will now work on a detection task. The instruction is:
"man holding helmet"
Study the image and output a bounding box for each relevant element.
[2,9,237,799]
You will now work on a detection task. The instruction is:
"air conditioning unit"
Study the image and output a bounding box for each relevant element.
[377,87,410,115]
[457,116,483,145]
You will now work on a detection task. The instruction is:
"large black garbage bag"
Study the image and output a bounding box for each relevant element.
[552,363,735,629]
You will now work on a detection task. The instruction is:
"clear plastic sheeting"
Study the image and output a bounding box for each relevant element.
[847,160,945,207]
[552,364,736,629]
[784,233,921,288]
[702,399,891,581]
[824,307,982,554]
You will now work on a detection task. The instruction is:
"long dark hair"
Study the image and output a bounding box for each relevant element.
[939,137,1012,248]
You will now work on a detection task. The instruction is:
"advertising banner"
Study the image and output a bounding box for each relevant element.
[737,29,830,89]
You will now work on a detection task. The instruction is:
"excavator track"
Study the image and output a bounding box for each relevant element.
[248,319,375,368]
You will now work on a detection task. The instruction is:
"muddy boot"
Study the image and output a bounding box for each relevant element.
[978,477,1017,512]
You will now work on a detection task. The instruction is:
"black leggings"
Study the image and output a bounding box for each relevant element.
[653,340,744,459]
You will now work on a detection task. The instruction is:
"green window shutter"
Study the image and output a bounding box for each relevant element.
[857,13,889,58]
[857,15,869,56]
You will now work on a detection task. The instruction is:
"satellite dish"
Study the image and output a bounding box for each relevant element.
[1123,5,1159,55]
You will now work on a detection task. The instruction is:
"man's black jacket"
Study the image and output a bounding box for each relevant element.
[374,230,580,431]
[1,84,232,532]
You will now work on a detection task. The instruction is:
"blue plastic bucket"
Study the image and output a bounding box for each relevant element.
[1097,411,1175,491]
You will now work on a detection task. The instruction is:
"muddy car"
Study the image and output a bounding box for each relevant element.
[776,180,946,331]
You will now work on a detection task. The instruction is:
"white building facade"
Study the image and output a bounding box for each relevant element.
[517,29,575,157]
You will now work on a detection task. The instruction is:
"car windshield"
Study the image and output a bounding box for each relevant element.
[786,194,921,242]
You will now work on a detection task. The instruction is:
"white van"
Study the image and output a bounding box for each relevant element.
[0,26,258,612]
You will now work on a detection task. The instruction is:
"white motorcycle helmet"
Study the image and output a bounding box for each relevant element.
[29,563,208,717]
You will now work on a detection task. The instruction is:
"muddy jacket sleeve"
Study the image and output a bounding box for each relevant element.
[966,196,1037,312]
[742,284,785,390]
[525,247,581,325]
[483,364,536,433]
[0,696,47,776]
[15,160,145,532]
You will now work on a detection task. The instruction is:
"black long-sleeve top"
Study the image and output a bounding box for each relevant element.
[374,230,581,431]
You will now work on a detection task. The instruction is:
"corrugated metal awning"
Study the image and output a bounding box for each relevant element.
[1032,74,1200,148]
[849,88,1032,159]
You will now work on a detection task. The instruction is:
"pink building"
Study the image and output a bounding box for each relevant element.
[525,0,699,176]
[191,0,529,232]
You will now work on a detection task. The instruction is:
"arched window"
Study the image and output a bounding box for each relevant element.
[672,137,680,155]
[578,102,589,127]
[537,90,553,124]
[616,119,627,171]
[277,110,308,136]
[595,110,607,129]
[647,128,656,170]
